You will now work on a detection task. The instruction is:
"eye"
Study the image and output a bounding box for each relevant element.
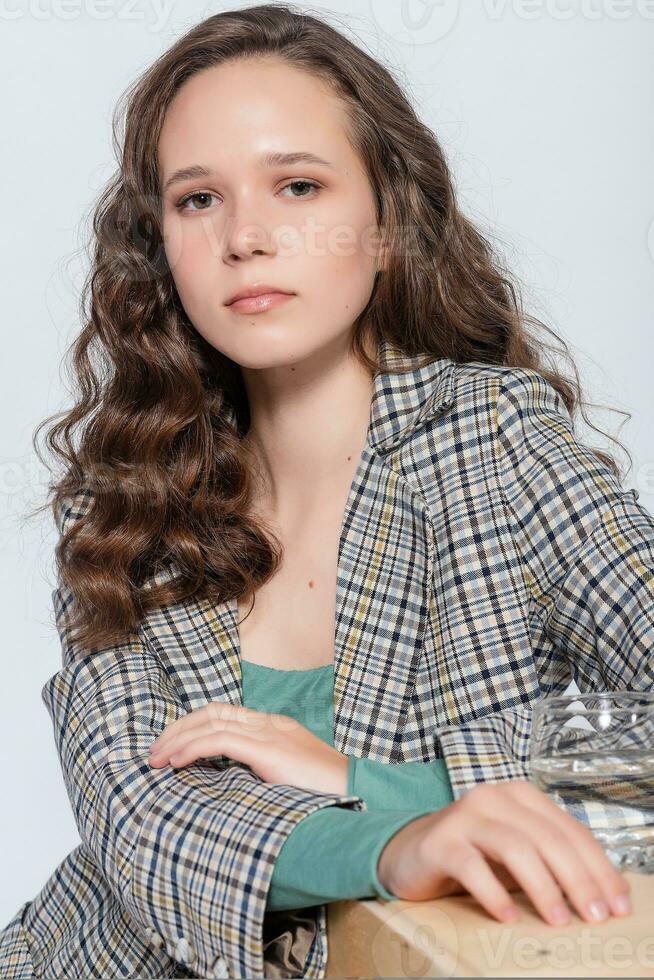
[174,179,322,214]
[279,179,322,199]
[175,191,218,213]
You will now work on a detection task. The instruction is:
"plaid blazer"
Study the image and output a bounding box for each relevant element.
[2,337,653,979]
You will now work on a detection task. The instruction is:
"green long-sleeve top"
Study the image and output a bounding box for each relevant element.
[239,659,454,911]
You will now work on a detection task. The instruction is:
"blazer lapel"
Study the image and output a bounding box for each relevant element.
[331,342,456,760]
[331,444,436,761]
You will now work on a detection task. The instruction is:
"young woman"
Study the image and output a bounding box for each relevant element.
[2,5,652,979]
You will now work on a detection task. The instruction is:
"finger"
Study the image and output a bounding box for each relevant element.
[150,713,195,752]
[504,780,632,917]
[522,808,621,924]
[472,809,628,927]
[167,731,259,770]
[151,715,228,756]
[469,819,578,926]
[441,844,522,924]
[486,857,522,893]
[151,703,263,753]
[150,722,219,762]
[150,715,270,764]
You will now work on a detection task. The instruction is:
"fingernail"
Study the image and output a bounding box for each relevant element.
[611,894,632,916]
[501,905,520,922]
[550,903,571,924]
[587,900,609,921]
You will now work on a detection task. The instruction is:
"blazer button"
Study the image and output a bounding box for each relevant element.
[148,930,165,949]
[211,955,229,978]
[173,936,196,965]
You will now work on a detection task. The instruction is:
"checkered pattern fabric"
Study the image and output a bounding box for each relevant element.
[2,337,652,978]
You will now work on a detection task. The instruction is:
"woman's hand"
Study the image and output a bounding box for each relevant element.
[377,779,633,927]
[147,701,349,795]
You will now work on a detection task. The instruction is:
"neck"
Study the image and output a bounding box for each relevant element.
[241,337,376,522]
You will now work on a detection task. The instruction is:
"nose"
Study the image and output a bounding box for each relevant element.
[222,205,276,263]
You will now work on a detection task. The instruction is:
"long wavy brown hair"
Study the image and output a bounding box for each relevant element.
[30,3,632,649]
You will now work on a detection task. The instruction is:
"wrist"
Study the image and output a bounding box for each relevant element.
[328,750,349,794]
[376,831,398,896]
[339,751,349,793]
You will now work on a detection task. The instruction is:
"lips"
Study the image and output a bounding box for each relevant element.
[226,291,295,314]
[226,284,293,305]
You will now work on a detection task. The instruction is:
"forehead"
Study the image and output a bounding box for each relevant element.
[157,57,356,176]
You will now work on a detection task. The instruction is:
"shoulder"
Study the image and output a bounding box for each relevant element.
[445,361,570,425]
[406,361,575,489]
[53,485,95,538]
[448,360,566,403]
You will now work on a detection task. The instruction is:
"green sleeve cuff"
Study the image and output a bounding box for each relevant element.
[267,805,437,911]
[347,755,454,812]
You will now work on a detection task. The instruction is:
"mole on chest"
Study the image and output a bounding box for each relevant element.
[236,562,337,670]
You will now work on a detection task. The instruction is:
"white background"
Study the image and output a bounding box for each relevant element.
[1,0,653,925]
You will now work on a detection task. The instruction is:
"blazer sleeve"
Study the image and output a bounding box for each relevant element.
[41,490,367,980]
[432,368,654,831]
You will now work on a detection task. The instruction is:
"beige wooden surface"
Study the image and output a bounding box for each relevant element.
[326,872,654,977]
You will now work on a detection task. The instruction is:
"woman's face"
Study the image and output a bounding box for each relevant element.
[157,56,383,370]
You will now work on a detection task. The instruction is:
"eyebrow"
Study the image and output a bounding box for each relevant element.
[162,151,335,193]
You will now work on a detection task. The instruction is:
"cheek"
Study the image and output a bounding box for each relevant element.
[163,213,220,287]
[308,226,378,312]
[321,201,379,277]
[164,260,218,339]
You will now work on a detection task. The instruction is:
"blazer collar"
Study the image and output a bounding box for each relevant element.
[367,337,455,452]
